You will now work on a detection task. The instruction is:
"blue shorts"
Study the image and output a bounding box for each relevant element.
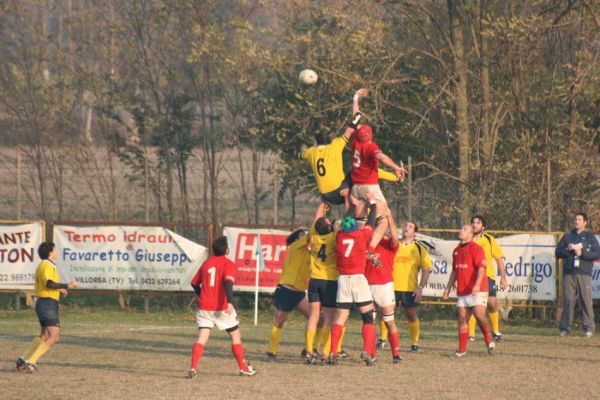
[308,279,338,308]
[35,297,60,327]
[488,278,497,297]
[273,285,305,312]
[395,291,418,308]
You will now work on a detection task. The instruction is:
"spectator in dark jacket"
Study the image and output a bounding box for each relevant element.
[555,212,600,337]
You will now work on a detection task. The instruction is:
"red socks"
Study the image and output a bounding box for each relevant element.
[478,320,493,345]
[362,322,376,356]
[231,343,248,371]
[191,343,204,369]
[459,326,469,353]
[388,330,400,357]
[330,324,343,356]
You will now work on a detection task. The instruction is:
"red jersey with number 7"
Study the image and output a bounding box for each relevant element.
[351,140,382,184]
[191,255,236,311]
[336,227,373,275]
[452,241,487,296]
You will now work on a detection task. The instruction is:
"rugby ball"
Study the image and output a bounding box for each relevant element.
[299,69,318,85]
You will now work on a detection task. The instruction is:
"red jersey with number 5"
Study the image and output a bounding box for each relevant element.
[351,141,381,184]
[191,255,236,311]
[452,241,487,296]
[365,238,398,284]
[336,227,373,275]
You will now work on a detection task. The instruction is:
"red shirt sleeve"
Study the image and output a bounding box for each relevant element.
[223,259,236,282]
[365,143,381,160]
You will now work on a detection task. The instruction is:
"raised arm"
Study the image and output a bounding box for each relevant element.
[375,152,407,181]
[385,207,399,247]
[352,88,368,115]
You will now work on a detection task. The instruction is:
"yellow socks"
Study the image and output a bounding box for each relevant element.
[337,326,346,352]
[305,330,316,353]
[22,337,44,361]
[268,326,281,355]
[488,311,500,333]
[319,326,332,355]
[27,340,50,364]
[468,314,476,337]
[408,320,420,345]
[379,320,388,341]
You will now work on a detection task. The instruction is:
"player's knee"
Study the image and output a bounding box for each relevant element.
[382,312,395,322]
[361,311,374,324]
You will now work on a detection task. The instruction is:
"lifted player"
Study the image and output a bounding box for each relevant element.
[267,228,311,361]
[349,89,407,263]
[442,225,495,357]
[329,193,378,366]
[365,208,402,363]
[188,236,256,378]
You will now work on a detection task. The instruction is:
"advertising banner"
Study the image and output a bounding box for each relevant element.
[53,225,207,291]
[0,223,44,289]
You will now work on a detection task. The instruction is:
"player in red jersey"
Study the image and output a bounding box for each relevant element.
[328,193,378,366]
[349,89,407,265]
[187,236,256,378]
[442,225,495,357]
[365,207,401,363]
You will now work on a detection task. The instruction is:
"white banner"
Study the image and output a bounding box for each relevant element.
[54,225,208,291]
[223,227,291,293]
[592,235,600,299]
[417,233,557,301]
[0,223,44,289]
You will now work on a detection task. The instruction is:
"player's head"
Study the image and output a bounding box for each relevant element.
[574,212,588,231]
[356,124,372,143]
[402,221,418,240]
[38,241,56,261]
[314,217,333,235]
[212,236,229,256]
[471,215,486,234]
[340,216,358,233]
[458,224,474,242]
[316,132,331,145]
[286,229,306,245]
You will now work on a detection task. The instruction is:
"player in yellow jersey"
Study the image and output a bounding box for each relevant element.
[266,228,311,361]
[302,114,399,210]
[16,242,79,373]
[468,215,507,342]
[304,203,341,364]
[384,221,432,353]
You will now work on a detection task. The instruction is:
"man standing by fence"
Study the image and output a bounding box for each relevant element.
[555,212,600,337]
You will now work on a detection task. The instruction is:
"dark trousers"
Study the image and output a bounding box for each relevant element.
[560,273,595,333]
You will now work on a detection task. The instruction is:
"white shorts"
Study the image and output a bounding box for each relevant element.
[196,309,239,331]
[337,274,373,305]
[351,184,387,205]
[457,292,488,308]
[369,282,396,308]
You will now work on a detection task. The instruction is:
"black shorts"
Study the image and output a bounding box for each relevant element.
[308,278,338,308]
[488,278,497,297]
[320,180,350,206]
[273,285,306,312]
[395,291,418,308]
[35,297,60,327]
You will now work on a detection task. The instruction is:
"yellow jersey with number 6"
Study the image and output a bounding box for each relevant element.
[303,136,349,194]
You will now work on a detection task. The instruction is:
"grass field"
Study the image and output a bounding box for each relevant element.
[1,307,599,400]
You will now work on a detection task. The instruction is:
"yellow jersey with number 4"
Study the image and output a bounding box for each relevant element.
[474,233,504,280]
[279,236,311,292]
[309,225,339,281]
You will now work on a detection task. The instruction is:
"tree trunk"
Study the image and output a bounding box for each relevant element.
[448,0,471,222]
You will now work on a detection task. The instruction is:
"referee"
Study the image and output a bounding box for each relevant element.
[16,241,79,373]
